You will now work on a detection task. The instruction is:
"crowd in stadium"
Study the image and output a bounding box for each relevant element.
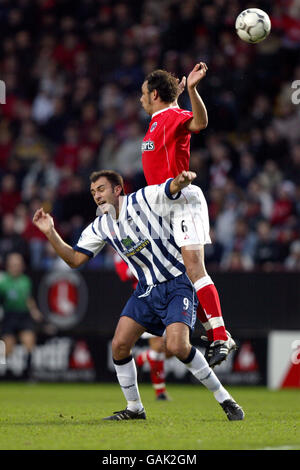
[0,0,300,273]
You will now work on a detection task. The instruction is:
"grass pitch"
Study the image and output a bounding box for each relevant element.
[0,382,299,450]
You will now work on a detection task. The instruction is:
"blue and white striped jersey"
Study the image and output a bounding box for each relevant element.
[74,179,186,286]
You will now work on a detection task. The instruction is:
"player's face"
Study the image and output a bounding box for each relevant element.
[90,177,119,216]
[140,81,153,115]
[6,254,24,277]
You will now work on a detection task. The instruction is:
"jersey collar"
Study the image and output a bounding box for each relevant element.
[151,105,179,119]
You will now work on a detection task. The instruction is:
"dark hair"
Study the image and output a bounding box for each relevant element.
[145,69,179,104]
[89,170,125,195]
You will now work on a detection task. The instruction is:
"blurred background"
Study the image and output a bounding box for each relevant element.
[0,0,299,389]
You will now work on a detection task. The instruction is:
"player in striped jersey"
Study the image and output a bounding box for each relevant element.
[32,170,244,421]
[140,63,236,367]
[114,252,171,401]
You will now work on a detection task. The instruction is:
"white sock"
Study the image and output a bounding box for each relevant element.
[113,356,143,412]
[182,347,231,403]
[213,385,231,403]
[148,349,165,361]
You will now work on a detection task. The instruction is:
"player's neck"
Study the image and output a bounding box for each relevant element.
[151,102,178,118]
[115,196,125,220]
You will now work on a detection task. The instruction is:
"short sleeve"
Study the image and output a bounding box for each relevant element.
[141,179,181,217]
[73,219,106,258]
[175,110,193,130]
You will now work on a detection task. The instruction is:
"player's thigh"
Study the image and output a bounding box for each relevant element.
[112,316,146,357]
[181,244,207,282]
[173,185,211,249]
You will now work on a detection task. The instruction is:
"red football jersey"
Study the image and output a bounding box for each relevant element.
[142,106,194,185]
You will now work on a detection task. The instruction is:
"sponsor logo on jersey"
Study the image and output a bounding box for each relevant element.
[150,122,157,132]
[122,236,151,257]
[141,140,155,152]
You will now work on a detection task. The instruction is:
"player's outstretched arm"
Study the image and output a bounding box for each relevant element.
[186,62,208,132]
[32,208,89,268]
[169,171,197,195]
[172,76,186,107]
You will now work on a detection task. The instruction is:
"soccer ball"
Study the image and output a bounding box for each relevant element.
[235,8,271,44]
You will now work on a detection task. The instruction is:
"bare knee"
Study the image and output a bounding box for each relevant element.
[111,336,131,361]
[165,337,190,361]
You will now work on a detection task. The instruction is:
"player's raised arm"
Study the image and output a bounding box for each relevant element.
[172,76,186,107]
[169,171,197,195]
[142,171,197,210]
[185,62,208,132]
[32,208,89,268]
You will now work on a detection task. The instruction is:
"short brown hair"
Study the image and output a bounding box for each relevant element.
[145,69,179,104]
[89,170,125,195]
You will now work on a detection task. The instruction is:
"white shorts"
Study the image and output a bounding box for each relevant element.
[141,330,166,339]
[172,184,211,247]
[141,332,157,339]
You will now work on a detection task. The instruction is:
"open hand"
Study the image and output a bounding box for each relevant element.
[187,62,208,89]
[176,76,186,97]
[32,208,54,236]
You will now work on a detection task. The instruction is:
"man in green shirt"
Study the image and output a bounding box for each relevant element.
[0,252,42,378]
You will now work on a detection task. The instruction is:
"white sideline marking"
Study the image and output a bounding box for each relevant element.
[259,445,299,450]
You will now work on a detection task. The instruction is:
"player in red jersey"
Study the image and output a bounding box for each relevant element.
[140,63,236,367]
[113,253,171,400]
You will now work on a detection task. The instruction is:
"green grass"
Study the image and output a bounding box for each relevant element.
[0,383,299,450]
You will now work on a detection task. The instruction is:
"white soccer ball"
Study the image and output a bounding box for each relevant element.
[235,8,271,44]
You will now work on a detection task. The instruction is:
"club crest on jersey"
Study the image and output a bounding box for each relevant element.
[150,122,157,132]
[141,140,155,152]
[122,237,135,249]
[121,236,150,257]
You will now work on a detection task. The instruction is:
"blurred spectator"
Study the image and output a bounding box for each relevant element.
[0,252,43,379]
[0,126,13,173]
[246,179,273,220]
[204,228,224,270]
[253,220,281,271]
[21,150,60,201]
[12,120,47,170]
[107,121,144,182]
[214,194,239,249]
[208,140,232,189]
[22,198,48,269]
[0,213,29,270]
[32,90,55,125]
[235,151,260,189]
[284,240,300,271]
[222,218,257,262]
[0,0,299,271]
[257,159,283,194]
[270,181,295,227]
[0,174,21,216]
[54,125,81,172]
[285,142,300,186]
[221,251,254,272]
